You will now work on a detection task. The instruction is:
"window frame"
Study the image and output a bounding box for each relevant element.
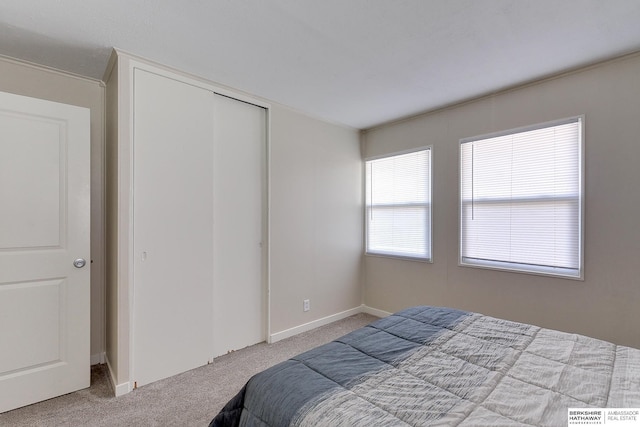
[365,146,433,262]
[458,116,585,280]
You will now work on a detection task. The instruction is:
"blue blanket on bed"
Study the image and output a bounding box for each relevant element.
[211,305,640,426]
[210,306,469,426]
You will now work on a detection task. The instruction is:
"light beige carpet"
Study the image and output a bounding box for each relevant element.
[0,313,377,427]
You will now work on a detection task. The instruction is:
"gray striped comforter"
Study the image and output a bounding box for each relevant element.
[211,306,640,426]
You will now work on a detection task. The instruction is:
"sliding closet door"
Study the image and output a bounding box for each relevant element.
[132,69,214,386]
[213,94,266,357]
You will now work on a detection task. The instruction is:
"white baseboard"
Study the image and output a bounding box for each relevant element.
[268,305,393,344]
[361,305,392,318]
[269,306,362,343]
[101,305,392,394]
[105,354,131,397]
[90,352,106,366]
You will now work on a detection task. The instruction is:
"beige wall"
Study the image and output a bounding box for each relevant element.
[270,104,363,333]
[104,63,121,382]
[0,55,106,360]
[362,53,640,349]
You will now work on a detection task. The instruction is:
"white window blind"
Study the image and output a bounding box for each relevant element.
[366,148,432,260]
[460,117,583,278]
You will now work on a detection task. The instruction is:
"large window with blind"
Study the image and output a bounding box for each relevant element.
[366,147,432,260]
[459,116,584,279]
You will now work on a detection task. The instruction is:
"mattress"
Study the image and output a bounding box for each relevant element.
[211,306,640,426]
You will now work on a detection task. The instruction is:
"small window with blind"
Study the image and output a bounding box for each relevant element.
[459,116,584,279]
[365,147,432,261]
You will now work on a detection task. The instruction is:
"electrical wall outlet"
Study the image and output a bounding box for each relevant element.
[303,299,310,312]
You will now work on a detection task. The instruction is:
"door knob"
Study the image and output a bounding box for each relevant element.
[73,258,86,268]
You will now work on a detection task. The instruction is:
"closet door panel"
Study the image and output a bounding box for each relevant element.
[213,94,266,357]
[132,69,214,386]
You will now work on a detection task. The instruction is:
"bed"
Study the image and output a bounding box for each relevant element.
[210,306,640,426]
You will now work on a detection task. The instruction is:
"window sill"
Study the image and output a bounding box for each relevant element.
[459,258,583,280]
[365,252,433,263]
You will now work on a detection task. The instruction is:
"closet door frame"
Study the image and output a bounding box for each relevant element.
[112,51,271,393]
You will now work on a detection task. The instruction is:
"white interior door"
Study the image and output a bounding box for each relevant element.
[0,91,90,413]
[213,94,266,357]
[132,69,215,386]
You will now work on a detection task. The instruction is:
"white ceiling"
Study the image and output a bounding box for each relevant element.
[1,1,640,129]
